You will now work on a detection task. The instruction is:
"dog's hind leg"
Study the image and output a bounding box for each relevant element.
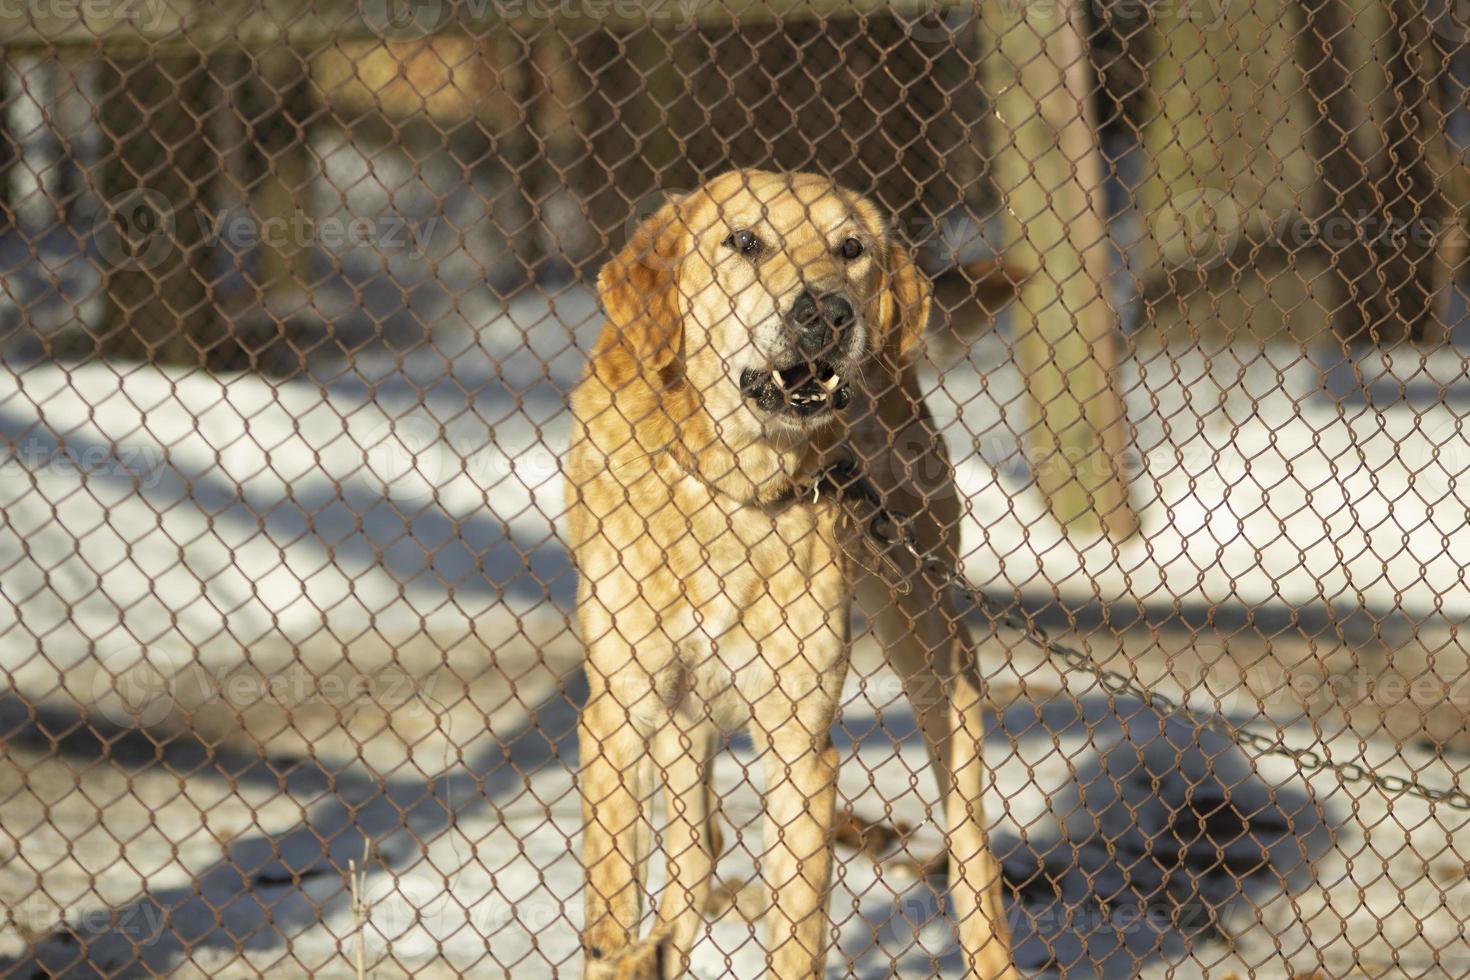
[860,575,1017,980]
[650,713,719,972]
[580,677,657,978]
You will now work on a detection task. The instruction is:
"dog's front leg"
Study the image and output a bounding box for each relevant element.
[651,713,719,971]
[580,677,656,977]
[749,660,845,979]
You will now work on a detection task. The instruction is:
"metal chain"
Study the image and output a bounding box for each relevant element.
[812,458,1470,810]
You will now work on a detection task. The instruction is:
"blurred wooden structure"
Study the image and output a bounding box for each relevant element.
[1,0,996,342]
[4,0,1458,537]
[1123,0,1453,347]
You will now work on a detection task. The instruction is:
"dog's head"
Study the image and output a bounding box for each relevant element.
[597,170,931,435]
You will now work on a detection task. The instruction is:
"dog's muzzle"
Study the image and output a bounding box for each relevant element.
[739,360,851,418]
[739,288,859,419]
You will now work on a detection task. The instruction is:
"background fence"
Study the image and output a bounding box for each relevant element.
[2,0,1470,976]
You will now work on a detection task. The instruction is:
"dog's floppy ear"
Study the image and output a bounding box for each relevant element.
[596,197,687,372]
[879,241,934,361]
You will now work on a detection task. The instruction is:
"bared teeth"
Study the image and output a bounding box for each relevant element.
[772,370,786,390]
[820,373,840,391]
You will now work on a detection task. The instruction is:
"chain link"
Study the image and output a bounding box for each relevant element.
[818,460,1470,811]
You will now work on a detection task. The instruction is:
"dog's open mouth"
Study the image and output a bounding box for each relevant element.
[739,361,851,418]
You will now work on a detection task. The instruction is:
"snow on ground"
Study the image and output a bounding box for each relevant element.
[3,288,1470,976]
[931,337,1470,622]
[7,289,1467,674]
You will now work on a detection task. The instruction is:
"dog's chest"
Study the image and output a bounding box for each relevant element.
[656,483,849,729]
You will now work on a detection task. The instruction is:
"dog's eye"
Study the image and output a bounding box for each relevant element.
[838,237,864,260]
[722,228,762,257]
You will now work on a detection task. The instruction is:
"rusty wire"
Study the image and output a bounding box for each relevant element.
[2,1,1470,978]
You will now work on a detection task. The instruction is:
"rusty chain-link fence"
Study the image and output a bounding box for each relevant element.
[3,0,1470,976]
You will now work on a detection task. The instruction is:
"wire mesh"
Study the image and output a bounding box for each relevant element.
[1,0,1468,977]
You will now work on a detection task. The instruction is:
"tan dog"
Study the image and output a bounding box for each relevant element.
[566,170,1016,979]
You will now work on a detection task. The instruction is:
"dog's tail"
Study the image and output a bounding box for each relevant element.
[923,257,1029,365]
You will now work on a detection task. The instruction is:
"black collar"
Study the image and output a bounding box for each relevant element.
[767,456,865,507]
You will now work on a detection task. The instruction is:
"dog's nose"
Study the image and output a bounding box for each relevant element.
[820,294,854,329]
[789,290,855,354]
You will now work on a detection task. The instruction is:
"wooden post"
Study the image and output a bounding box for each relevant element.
[249,48,316,311]
[96,53,217,364]
[1129,0,1448,349]
[1293,0,1435,345]
[531,28,603,278]
[1129,0,1323,345]
[499,25,546,287]
[0,54,9,229]
[5,55,57,233]
[569,24,682,275]
[1360,0,1447,344]
[981,0,1138,540]
[1299,0,1399,348]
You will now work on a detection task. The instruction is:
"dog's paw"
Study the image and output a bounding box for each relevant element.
[583,929,676,980]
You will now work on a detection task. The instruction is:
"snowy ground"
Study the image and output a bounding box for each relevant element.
[4,285,1470,976]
